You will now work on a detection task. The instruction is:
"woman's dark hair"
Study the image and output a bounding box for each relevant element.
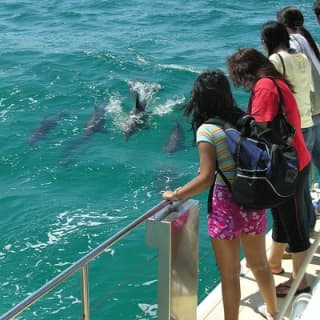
[277,6,320,62]
[182,69,245,141]
[314,1,320,17]
[261,21,290,56]
[227,48,293,90]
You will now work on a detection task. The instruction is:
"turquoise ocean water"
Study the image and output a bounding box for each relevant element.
[1,1,318,319]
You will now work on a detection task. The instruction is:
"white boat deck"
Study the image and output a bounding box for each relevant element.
[197,217,320,320]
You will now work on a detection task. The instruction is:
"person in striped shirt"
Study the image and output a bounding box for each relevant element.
[162,69,277,320]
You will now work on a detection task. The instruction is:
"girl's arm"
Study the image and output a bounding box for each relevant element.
[162,141,216,201]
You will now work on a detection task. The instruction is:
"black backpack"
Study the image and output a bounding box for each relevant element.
[207,80,299,210]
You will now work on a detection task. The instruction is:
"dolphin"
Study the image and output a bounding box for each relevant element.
[83,104,107,137]
[28,110,68,146]
[123,91,148,140]
[59,135,91,167]
[59,103,108,166]
[164,120,185,154]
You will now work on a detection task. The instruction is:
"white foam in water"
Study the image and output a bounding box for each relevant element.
[142,279,157,286]
[135,53,149,65]
[127,80,161,102]
[106,95,123,114]
[0,103,14,122]
[152,96,185,115]
[157,63,201,74]
[138,303,158,317]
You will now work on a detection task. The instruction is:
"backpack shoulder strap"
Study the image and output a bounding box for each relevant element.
[205,118,235,130]
[276,53,286,77]
[216,167,232,191]
[268,78,296,143]
[204,119,233,192]
[205,118,226,128]
[269,78,289,121]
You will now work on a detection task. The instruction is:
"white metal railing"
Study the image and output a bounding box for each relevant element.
[0,200,173,320]
[0,199,200,320]
[279,229,320,320]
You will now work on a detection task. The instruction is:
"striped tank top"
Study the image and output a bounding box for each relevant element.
[196,123,235,185]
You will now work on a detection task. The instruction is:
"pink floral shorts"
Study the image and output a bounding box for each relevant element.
[208,185,267,240]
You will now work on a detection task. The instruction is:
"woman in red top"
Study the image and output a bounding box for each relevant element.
[227,48,311,298]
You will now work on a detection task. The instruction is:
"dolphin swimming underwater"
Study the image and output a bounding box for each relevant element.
[83,103,108,137]
[28,110,68,146]
[123,91,148,140]
[164,120,185,154]
[59,103,108,166]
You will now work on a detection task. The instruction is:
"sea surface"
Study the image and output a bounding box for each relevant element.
[1,1,318,319]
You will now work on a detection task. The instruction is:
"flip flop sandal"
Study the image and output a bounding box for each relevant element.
[257,304,274,320]
[276,282,291,297]
[295,286,311,295]
[272,268,285,275]
[276,282,311,298]
[282,251,292,259]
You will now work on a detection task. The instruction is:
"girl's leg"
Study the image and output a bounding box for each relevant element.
[268,240,287,274]
[263,242,309,297]
[275,250,310,296]
[291,250,309,290]
[302,126,317,231]
[211,237,241,320]
[241,233,278,316]
[270,164,311,297]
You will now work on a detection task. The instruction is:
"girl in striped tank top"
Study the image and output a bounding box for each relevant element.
[162,69,278,319]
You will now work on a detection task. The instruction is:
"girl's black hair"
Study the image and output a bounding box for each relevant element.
[182,69,245,142]
[261,21,290,56]
[277,6,320,62]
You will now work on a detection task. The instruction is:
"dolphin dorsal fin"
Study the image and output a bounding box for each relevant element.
[135,92,140,108]
[133,91,146,112]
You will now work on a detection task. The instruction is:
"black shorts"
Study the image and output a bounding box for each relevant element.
[271,163,311,253]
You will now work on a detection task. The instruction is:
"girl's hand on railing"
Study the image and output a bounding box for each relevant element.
[162,188,181,201]
[162,190,175,201]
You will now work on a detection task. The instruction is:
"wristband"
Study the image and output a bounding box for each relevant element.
[173,187,182,200]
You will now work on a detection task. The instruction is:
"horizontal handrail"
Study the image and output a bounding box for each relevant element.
[1,199,183,320]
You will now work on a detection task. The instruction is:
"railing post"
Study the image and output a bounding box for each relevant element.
[81,264,90,320]
[277,230,320,320]
[146,199,199,320]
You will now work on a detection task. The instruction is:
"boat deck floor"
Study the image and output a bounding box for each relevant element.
[197,216,320,320]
